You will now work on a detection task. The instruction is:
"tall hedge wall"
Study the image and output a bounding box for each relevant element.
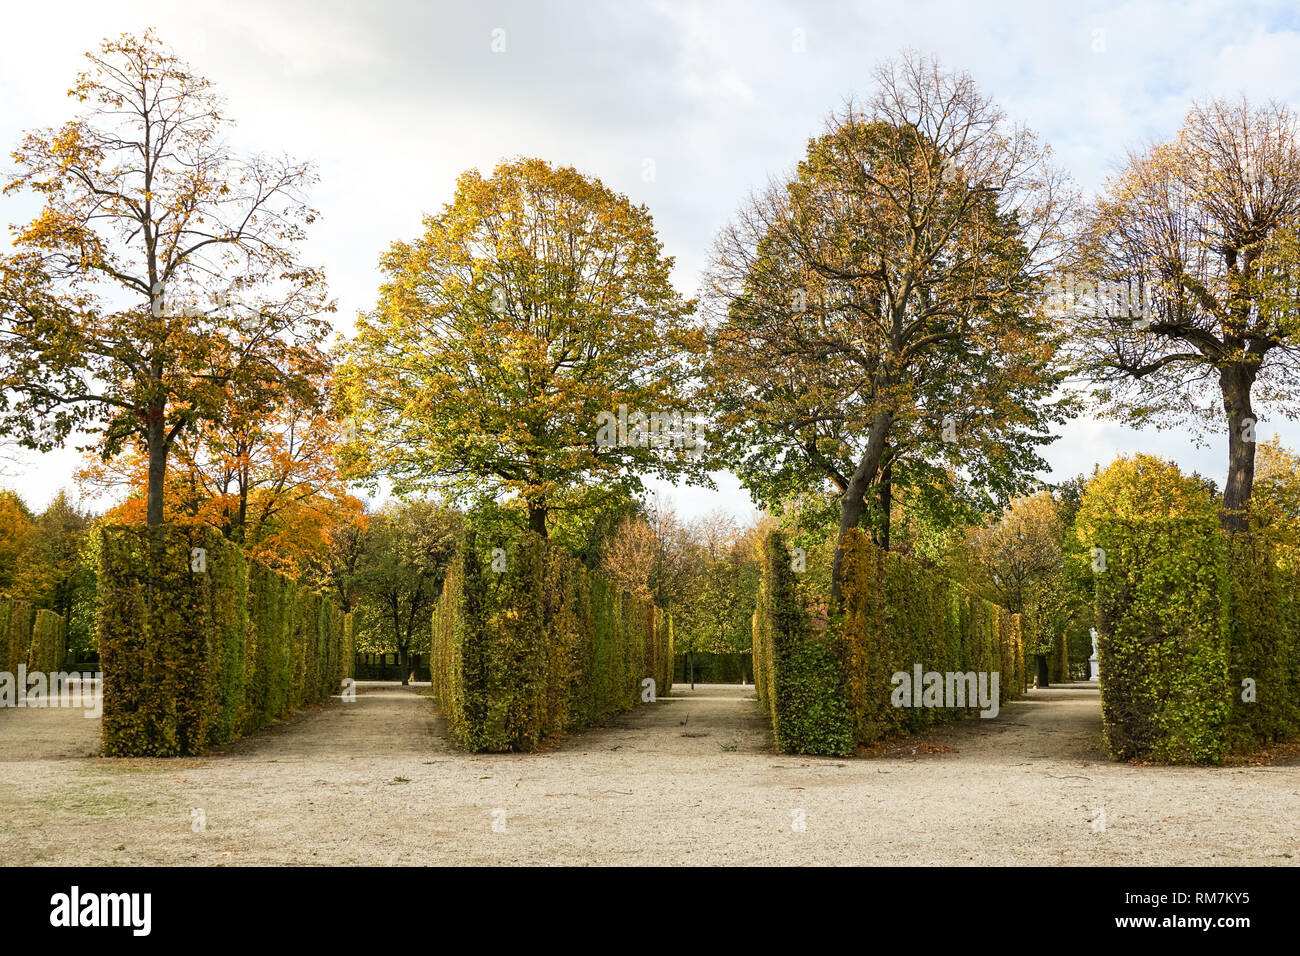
[1093,518,1300,763]
[431,528,672,752]
[2,598,33,676]
[753,529,1025,756]
[30,609,67,674]
[0,598,10,670]
[97,525,351,757]
[839,528,1024,746]
[752,531,854,755]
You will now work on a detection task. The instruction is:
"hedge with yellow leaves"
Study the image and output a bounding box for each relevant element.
[432,527,671,752]
[754,528,1026,756]
[97,525,351,757]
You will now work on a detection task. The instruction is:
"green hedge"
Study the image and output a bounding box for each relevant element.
[1093,519,1300,763]
[97,525,351,757]
[30,609,66,674]
[431,527,671,752]
[674,652,752,684]
[753,531,854,755]
[0,598,9,670]
[754,529,1025,756]
[2,598,33,676]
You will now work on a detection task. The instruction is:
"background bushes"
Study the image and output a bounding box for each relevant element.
[30,609,66,673]
[431,526,672,752]
[674,651,751,684]
[1093,517,1300,763]
[1,597,33,675]
[0,599,68,675]
[754,528,1025,756]
[97,525,351,757]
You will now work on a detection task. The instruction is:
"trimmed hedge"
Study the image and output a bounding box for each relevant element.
[30,609,67,674]
[0,598,9,670]
[753,531,854,755]
[97,525,351,757]
[1093,518,1300,763]
[431,527,671,752]
[674,652,752,684]
[2,598,33,676]
[754,529,1026,756]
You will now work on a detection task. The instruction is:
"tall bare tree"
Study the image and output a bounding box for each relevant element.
[1074,98,1300,531]
[0,31,331,526]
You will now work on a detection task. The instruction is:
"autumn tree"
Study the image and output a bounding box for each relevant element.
[336,158,704,538]
[78,374,358,572]
[354,500,462,685]
[704,53,1073,601]
[13,490,93,614]
[1250,437,1300,563]
[688,511,761,684]
[304,512,372,614]
[1072,453,1220,545]
[1074,98,1300,531]
[0,31,332,526]
[600,495,696,607]
[0,490,35,593]
[964,491,1073,685]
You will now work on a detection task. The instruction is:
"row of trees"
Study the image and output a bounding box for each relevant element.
[4,33,1300,678]
[598,498,763,683]
[0,490,95,658]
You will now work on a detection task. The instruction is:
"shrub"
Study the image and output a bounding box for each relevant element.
[1092,516,1230,763]
[3,599,33,676]
[753,531,854,756]
[1093,517,1300,763]
[0,598,9,668]
[30,609,67,674]
[97,525,350,757]
[754,528,1025,755]
[431,526,670,752]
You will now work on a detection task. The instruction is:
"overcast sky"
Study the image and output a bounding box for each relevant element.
[4,0,1300,520]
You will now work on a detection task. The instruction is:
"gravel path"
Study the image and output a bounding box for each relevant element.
[1,680,1296,865]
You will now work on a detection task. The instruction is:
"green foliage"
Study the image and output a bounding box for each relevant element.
[1077,458,1294,763]
[1092,517,1231,763]
[431,524,670,752]
[839,529,1024,746]
[754,529,1025,756]
[335,157,704,535]
[3,597,32,675]
[1223,533,1299,749]
[97,525,350,757]
[753,531,854,756]
[30,609,66,673]
[347,500,461,682]
[1094,517,1300,763]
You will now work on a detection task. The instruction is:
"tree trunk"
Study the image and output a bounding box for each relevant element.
[830,411,893,603]
[399,646,410,687]
[145,404,168,528]
[1035,654,1050,689]
[1220,365,1257,533]
[875,455,893,551]
[527,498,548,537]
[235,463,249,544]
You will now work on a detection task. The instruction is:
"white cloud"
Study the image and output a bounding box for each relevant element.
[4,0,1300,518]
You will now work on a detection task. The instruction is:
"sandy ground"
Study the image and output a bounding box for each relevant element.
[0,680,1297,865]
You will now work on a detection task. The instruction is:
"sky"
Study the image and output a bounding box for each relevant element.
[3,0,1300,521]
